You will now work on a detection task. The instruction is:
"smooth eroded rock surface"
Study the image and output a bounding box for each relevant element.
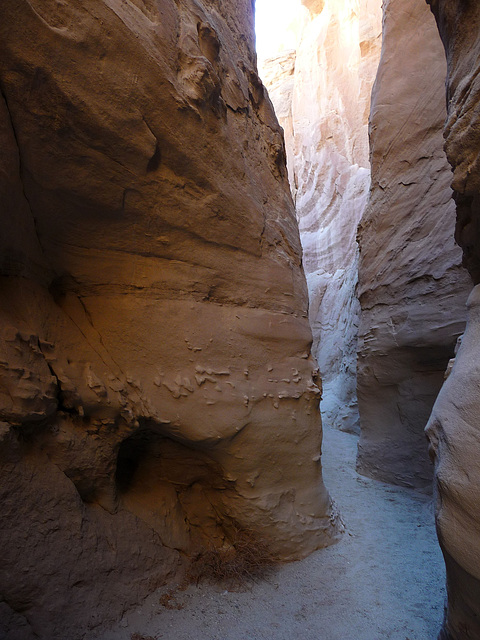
[0,2,340,637]
[261,0,382,434]
[426,1,480,637]
[356,0,470,489]
[426,287,480,640]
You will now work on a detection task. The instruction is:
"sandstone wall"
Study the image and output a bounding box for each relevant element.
[260,50,297,197]
[356,0,471,489]
[425,1,480,637]
[262,0,382,434]
[0,2,340,638]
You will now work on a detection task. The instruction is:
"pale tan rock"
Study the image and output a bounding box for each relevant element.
[0,1,340,637]
[260,50,297,195]
[425,1,480,637]
[356,0,471,489]
[261,0,382,434]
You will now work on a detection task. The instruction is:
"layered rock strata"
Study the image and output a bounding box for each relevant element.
[262,0,382,433]
[356,0,470,489]
[0,1,340,638]
[426,0,480,637]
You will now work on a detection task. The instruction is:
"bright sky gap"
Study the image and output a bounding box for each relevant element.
[254,0,303,61]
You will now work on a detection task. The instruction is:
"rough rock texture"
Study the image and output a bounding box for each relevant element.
[425,1,480,637]
[427,0,480,286]
[356,0,471,489]
[0,2,340,638]
[426,289,480,640]
[260,50,297,196]
[261,0,382,434]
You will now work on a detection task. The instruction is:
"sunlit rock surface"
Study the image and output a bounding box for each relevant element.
[260,50,297,195]
[261,0,382,434]
[426,0,480,637]
[356,0,470,489]
[0,1,340,637]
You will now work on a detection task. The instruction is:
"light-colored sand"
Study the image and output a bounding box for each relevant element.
[94,426,446,640]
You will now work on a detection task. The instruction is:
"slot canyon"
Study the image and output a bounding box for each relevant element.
[0,1,479,639]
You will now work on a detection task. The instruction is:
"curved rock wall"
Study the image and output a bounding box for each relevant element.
[0,1,340,638]
[427,0,480,286]
[425,1,480,637]
[356,0,470,489]
[426,288,480,640]
[261,0,382,434]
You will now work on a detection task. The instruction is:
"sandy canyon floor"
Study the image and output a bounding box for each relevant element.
[94,425,446,640]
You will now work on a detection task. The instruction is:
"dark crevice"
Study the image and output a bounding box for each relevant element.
[37,342,79,417]
[115,430,152,493]
[147,141,162,172]
[225,102,249,116]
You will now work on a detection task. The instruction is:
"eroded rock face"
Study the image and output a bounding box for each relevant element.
[427,0,480,286]
[356,0,470,489]
[261,0,382,434]
[426,288,480,640]
[425,1,480,637]
[0,1,340,637]
[260,50,297,196]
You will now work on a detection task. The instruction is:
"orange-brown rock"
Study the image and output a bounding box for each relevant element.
[356,0,470,489]
[426,1,480,638]
[0,1,340,638]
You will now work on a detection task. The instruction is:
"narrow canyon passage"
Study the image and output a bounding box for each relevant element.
[95,424,445,640]
[1,1,480,638]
